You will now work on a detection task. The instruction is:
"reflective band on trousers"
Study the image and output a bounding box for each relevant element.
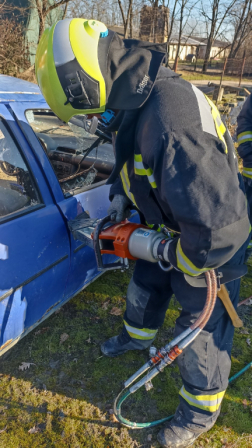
[134,154,157,188]
[120,163,137,206]
[205,96,227,153]
[180,386,226,413]
[124,320,158,340]
[146,223,166,232]
[242,167,252,179]
[237,131,252,146]
[176,238,208,276]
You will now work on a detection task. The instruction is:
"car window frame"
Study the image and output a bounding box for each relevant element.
[0,116,45,225]
[25,108,112,198]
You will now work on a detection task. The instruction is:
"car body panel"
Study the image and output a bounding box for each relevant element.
[0,75,120,356]
[0,103,70,355]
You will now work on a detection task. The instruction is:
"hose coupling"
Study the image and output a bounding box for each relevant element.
[149,346,157,357]
[145,380,154,391]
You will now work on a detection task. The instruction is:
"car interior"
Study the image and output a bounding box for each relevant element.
[26,110,115,197]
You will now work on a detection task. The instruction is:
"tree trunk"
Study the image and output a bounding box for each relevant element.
[202,13,216,74]
[129,3,133,38]
[173,1,185,72]
[228,0,251,59]
[202,35,214,72]
[153,0,159,43]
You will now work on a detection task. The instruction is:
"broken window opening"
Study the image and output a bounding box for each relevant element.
[0,120,41,219]
[26,110,114,197]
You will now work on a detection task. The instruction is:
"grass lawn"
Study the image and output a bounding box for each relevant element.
[177,70,252,84]
[0,259,251,448]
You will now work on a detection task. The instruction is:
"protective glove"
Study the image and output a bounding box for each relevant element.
[107,194,132,222]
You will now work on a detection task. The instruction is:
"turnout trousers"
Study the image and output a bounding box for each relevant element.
[122,238,248,432]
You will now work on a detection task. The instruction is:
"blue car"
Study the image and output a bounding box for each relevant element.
[0,75,117,356]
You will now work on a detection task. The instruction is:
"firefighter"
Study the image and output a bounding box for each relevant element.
[237,94,252,260]
[35,19,250,448]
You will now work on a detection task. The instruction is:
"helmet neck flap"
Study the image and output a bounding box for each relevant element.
[98,30,167,111]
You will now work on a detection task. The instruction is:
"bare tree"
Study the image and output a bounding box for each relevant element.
[228,0,252,59]
[117,0,134,37]
[67,0,123,27]
[0,3,30,77]
[173,0,199,70]
[31,0,73,42]
[201,0,238,73]
[167,0,179,42]
[62,2,68,19]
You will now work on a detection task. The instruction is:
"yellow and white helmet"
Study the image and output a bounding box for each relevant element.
[35,19,108,122]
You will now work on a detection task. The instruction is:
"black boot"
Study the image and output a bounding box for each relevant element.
[101,327,149,357]
[157,420,203,448]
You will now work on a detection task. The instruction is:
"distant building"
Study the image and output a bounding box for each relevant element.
[195,38,230,59]
[3,0,63,65]
[169,36,205,61]
[168,36,230,61]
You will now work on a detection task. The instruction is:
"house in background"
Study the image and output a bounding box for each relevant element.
[168,36,231,61]
[195,38,230,59]
[168,35,206,61]
[3,0,63,65]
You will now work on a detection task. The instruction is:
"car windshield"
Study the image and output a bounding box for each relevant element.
[26,110,114,197]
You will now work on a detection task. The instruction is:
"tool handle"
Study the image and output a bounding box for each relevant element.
[218,285,243,328]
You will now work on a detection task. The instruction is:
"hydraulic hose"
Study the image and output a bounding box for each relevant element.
[114,269,251,429]
[113,270,220,429]
[114,360,252,429]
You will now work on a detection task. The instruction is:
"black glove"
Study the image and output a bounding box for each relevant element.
[107,194,131,222]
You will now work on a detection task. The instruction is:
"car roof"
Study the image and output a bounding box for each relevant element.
[0,75,46,103]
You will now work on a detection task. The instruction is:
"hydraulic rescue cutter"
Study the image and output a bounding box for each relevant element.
[68,213,247,429]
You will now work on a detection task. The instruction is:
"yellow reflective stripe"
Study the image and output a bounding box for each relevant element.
[176,239,208,276]
[179,386,226,412]
[120,163,137,206]
[146,223,165,232]
[134,156,157,188]
[124,320,158,340]
[134,154,142,162]
[237,131,252,146]
[205,96,227,153]
[243,167,252,179]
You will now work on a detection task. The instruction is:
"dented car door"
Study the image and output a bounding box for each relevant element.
[0,104,70,355]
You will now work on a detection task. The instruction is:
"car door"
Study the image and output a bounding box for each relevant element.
[11,102,116,300]
[0,104,70,355]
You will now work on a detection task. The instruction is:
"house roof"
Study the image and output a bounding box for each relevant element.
[169,35,206,46]
[0,75,45,103]
[192,37,231,48]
